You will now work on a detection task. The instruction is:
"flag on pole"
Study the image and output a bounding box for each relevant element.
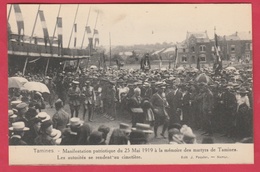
[214,33,222,73]
[94,29,99,47]
[88,38,93,49]
[74,24,77,48]
[38,10,50,46]
[57,17,63,49]
[86,26,92,38]
[13,5,24,38]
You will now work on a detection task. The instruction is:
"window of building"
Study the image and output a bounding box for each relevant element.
[192,56,195,63]
[231,45,235,52]
[246,43,251,50]
[191,46,195,52]
[182,56,187,62]
[199,45,206,52]
[199,55,206,62]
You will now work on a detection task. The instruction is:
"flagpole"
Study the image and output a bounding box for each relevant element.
[52,5,62,44]
[7,4,12,22]
[63,4,79,71]
[43,5,62,76]
[67,4,79,48]
[109,32,112,67]
[23,5,40,75]
[174,45,178,68]
[30,5,41,44]
[81,7,91,49]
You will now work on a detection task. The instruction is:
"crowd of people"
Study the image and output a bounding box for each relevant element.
[8,62,253,145]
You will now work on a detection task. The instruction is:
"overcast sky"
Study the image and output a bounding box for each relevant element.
[7,4,252,49]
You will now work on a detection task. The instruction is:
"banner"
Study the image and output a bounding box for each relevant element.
[214,33,222,72]
[38,10,50,46]
[94,29,99,47]
[13,5,24,38]
[74,23,77,48]
[86,26,92,38]
[57,17,63,49]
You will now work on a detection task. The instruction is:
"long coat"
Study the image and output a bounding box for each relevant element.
[166,89,183,124]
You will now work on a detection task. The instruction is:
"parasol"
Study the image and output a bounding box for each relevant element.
[10,77,28,84]
[8,77,24,89]
[226,66,236,71]
[23,82,50,93]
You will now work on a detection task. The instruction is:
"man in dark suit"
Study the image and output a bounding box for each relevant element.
[166,84,183,126]
[150,83,169,138]
[181,85,191,125]
[61,118,92,145]
[129,88,143,127]
[9,122,29,145]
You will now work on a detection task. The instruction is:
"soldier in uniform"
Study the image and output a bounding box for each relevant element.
[68,81,81,118]
[150,83,169,138]
[82,81,96,121]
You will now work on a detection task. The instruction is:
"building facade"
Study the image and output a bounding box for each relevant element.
[176,31,252,66]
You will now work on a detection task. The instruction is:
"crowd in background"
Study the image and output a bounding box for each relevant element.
[8,63,253,145]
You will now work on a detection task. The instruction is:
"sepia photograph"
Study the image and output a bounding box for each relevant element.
[6,3,254,165]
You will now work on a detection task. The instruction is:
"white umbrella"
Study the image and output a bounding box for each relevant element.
[23,82,50,93]
[90,65,98,70]
[176,66,185,71]
[226,66,236,71]
[10,77,28,84]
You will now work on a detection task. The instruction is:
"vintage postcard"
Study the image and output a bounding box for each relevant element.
[7,3,253,165]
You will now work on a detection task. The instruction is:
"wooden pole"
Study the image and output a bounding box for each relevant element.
[81,7,91,49]
[67,4,79,49]
[109,32,111,67]
[52,5,62,44]
[23,5,40,75]
[7,4,12,22]
[63,4,79,71]
[45,58,50,76]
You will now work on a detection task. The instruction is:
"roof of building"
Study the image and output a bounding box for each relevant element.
[237,31,252,40]
[186,31,210,43]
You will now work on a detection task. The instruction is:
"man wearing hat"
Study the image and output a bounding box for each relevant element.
[52,99,70,132]
[61,118,92,145]
[129,87,144,127]
[68,81,81,118]
[9,122,29,145]
[201,83,214,136]
[16,102,29,127]
[150,83,169,138]
[219,82,237,137]
[82,81,96,121]
[166,83,183,125]
[8,110,17,127]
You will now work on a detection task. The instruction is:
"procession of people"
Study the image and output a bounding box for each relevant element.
[8,59,253,145]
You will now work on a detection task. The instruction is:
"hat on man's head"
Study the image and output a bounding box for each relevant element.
[131,123,153,134]
[50,129,62,140]
[16,102,28,111]
[11,100,22,107]
[9,122,29,131]
[36,112,51,122]
[72,81,80,85]
[8,110,17,119]
[237,87,249,94]
[68,117,83,128]
[119,123,131,133]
